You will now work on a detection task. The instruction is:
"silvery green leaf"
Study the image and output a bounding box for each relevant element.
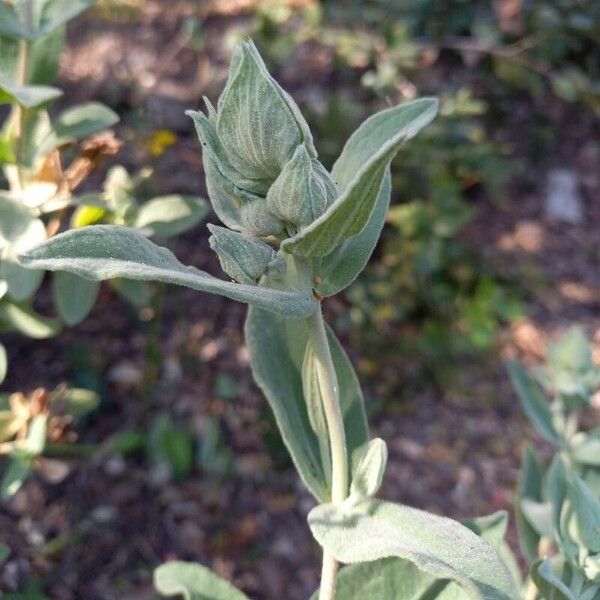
[154,561,251,600]
[317,169,391,297]
[1,450,32,499]
[520,499,553,538]
[516,446,544,562]
[282,98,438,257]
[216,41,315,184]
[309,557,467,600]
[18,226,315,317]
[349,438,387,500]
[26,414,47,455]
[245,307,368,501]
[208,224,277,285]
[0,299,61,338]
[530,559,575,600]
[134,195,208,238]
[301,335,332,490]
[36,102,119,156]
[109,278,153,309]
[571,430,600,466]
[568,476,600,552]
[0,342,6,385]
[308,497,519,600]
[507,361,561,444]
[52,271,100,326]
[0,73,62,108]
[266,144,337,229]
[239,201,284,237]
[548,326,593,373]
[187,107,271,196]
[0,195,32,244]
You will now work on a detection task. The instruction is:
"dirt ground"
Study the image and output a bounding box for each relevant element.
[1,2,599,599]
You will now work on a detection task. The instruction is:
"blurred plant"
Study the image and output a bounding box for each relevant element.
[508,327,600,599]
[0,0,207,378]
[0,385,99,498]
[20,40,521,600]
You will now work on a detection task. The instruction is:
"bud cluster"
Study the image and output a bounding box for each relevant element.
[187,41,337,285]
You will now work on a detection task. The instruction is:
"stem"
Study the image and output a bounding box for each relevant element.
[308,303,348,600]
[14,36,30,191]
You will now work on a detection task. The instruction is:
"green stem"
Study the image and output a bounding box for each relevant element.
[14,37,30,191]
[308,303,348,600]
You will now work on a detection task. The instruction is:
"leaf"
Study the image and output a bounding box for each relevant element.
[0,74,62,108]
[530,559,575,600]
[134,195,208,238]
[463,511,508,549]
[507,361,561,444]
[37,102,119,156]
[282,98,438,257]
[52,271,100,326]
[71,204,108,228]
[245,307,369,501]
[349,438,387,500]
[154,561,251,600]
[51,387,99,418]
[547,327,593,374]
[308,498,519,600]
[0,134,14,164]
[571,430,600,466]
[1,451,32,499]
[109,278,153,309]
[515,445,544,562]
[0,542,8,566]
[18,225,316,318]
[520,499,553,538]
[568,476,600,552]
[309,557,467,600]
[0,300,61,338]
[0,342,6,385]
[0,195,35,242]
[317,169,391,297]
[26,414,47,455]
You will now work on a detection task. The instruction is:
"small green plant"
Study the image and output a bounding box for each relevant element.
[508,327,600,599]
[0,0,207,379]
[20,41,521,599]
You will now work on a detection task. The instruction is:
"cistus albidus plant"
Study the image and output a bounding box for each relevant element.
[20,41,521,599]
[508,327,600,600]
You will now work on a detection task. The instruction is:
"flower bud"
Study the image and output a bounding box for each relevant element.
[216,41,316,184]
[239,201,285,238]
[266,144,337,230]
[208,224,280,285]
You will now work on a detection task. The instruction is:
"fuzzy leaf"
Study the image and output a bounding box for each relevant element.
[349,438,387,500]
[507,361,561,444]
[154,561,250,600]
[308,498,519,600]
[0,74,61,108]
[568,476,600,552]
[18,226,316,317]
[309,557,467,600]
[245,307,369,501]
[571,430,600,466]
[134,196,208,238]
[530,559,574,600]
[1,451,32,499]
[52,271,100,326]
[317,169,391,297]
[0,300,61,338]
[0,342,6,385]
[282,98,438,257]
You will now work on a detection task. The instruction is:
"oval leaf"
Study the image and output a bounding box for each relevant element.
[52,270,100,326]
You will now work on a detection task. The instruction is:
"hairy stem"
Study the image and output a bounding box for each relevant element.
[308,304,348,600]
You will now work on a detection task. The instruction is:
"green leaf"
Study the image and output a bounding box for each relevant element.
[317,169,391,297]
[37,102,119,156]
[134,195,208,238]
[154,561,251,600]
[0,342,6,385]
[308,498,519,600]
[515,445,544,562]
[0,542,8,566]
[282,98,438,257]
[0,74,61,108]
[71,204,108,228]
[0,300,61,338]
[109,278,153,309]
[148,414,194,480]
[309,557,467,600]
[571,430,600,466]
[520,499,553,538]
[26,414,47,455]
[18,225,316,318]
[548,327,593,374]
[245,307,369,501]
[1,451,32,499]
[51,387,99,418]
[52,271,100,326]
[0,3,23,38]
[530,559,575,600]
[507,361,561,444]
[0,134,14,164]
[463,511,508,549]
[349,438,387,500]
[0,195,35,242]
[568,476,600,552]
